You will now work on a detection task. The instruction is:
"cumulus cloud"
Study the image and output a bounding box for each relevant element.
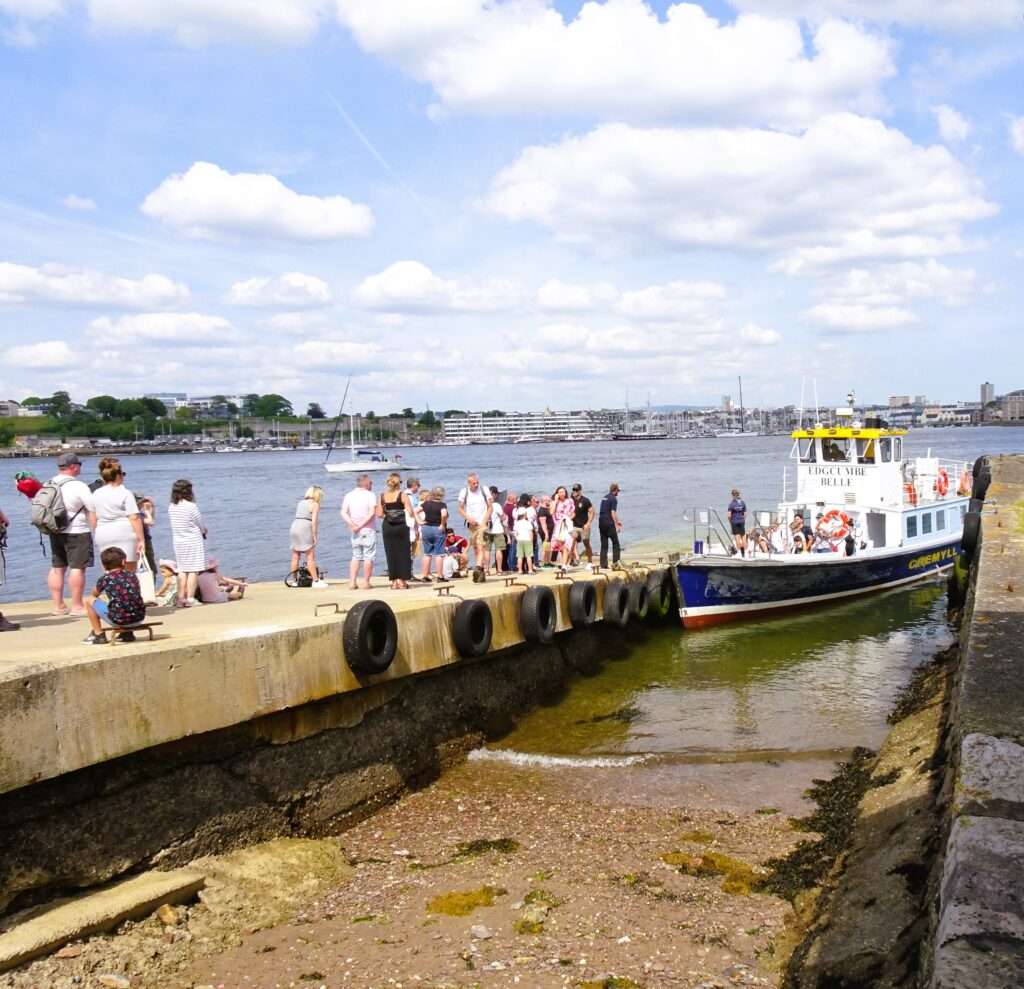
[141,162,374,241]
[61,194,97,212]
[293,339,382,368]
[487,114,996,269]
[740,323,782,345]
[536,279,615,312]
[89,312,239,344]
[618,280,726,321]
[805,303,918,331]
[228,272,331,307]
[0,262,189,308]
[352,260,522,313]
[4,339,75,368]
[1010,117,1024,156]
[728,0,1024,31]
[0,0,66,16]
[824,260,977,308]
[86,0,326,45]
[932,105,971,142]
[335,0,892,128]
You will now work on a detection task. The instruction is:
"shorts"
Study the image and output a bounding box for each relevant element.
[517,539,533,561]
[421,524,445,557]
[49,531,94,570]
[730,521,746,535]
[485,532,507,549]
[572,526,590,546]
[350,528,377,562]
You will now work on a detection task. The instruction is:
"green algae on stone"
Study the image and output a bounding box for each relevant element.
[679,829,714,844]
[454,838,520,859]
[426,885,507,916]
[755,807,780,815]
[578,978,643,989]
[524,888,562,908]
[662,850,764,895]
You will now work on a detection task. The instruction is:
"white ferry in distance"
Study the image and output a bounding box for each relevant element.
[676,394,972,629]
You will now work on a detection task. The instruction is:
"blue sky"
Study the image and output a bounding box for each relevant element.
[0,0,1022,413]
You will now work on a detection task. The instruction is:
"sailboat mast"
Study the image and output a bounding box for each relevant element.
[738,376,745,432]
[324,377,351,463]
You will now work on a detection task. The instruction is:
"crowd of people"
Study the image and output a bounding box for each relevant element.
[332,472,624,590]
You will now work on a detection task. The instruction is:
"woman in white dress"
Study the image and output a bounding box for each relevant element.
[167,478,207,607]
[92,459,145,571]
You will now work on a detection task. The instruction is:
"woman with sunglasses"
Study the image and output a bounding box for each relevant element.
[92,457,145,572]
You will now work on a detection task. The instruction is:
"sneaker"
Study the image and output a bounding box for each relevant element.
[311,580,329,589]
[82,632,108,645]
[0,616,19,632]
[116,631,137,642]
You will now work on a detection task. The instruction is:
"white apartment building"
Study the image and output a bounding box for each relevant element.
[442,410,615,442]
[0,400,21,417]
[917,405,976,426]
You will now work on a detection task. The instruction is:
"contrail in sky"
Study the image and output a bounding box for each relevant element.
[326,91,434,224]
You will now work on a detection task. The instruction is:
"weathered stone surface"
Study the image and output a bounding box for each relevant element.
[933,935,1024,989]
[0,869,203,972]
[955,733,1024,820]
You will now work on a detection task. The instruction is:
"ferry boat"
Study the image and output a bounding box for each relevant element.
[676,396,971,629]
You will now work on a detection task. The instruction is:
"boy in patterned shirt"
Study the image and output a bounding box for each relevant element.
[83,546,146,644]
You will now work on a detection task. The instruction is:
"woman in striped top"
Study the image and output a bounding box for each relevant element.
[167,479,207,607]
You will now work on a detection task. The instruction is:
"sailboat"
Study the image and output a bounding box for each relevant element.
[716,376,759,437]
[323,380,418,474]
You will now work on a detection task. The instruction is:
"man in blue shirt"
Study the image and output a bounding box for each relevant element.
[598,483,622,568]
[727,488,747,557]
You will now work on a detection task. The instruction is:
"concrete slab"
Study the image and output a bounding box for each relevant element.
[0,868,204,972]
[0,563,667,796]
[955,733,1024,820]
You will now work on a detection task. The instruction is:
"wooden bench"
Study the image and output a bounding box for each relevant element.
[100,622,163,644]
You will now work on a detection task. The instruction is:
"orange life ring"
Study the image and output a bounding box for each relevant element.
[820,509,852,540]
[935,469,949,497]
[904,482,918,507]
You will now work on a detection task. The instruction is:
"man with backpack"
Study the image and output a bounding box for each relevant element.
[34,453,96,616]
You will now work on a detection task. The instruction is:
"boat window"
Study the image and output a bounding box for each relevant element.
[879,438,892,462]
[906,515,918,538]
[894,438,903,459]
[856,439,876,464]
[922,513,932,535]
[821,438,851,462]
[936,509,945,530]
[798,438,816,463]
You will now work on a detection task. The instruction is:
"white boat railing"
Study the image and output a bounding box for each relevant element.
[902,458,972,508]
[682,506,786,557]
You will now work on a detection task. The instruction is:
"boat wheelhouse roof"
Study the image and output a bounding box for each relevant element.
[790,426,907,440]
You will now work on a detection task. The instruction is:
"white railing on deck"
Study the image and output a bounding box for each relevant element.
[902,458,972,508]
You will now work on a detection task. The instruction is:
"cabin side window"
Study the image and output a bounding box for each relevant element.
[822,438,851,462]
[936,509,945,530]
[798,438,817,463]
[894,438,903,460]
[906,515,918,538]
[856,438,876,464]
[879,438,892,462]
[922,513,933,535]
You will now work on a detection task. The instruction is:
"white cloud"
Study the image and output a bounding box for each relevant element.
[618,280,725,321]
[352,260,522,313]
[536,279,615,312]
[805,303,918,331]
[1010,117,1024,156]
[263,310,331,333]
[228,272,331,307]
[89,312,239,344]
[728,0,1024,31]
[61,194,97,212]
[4,340,75,368]
[87,0,327,45]
[0,0,65,18]
[0,262,189,308]
[824,260,977,308]
[932,105,971,143]
[335,1,893,128]
[293,339,382,368]
[141,162,374,241]
[740,323,782,345]
[487,114,996,269]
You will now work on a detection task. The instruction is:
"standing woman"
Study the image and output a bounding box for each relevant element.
[550,486,576,567]
[167,479,207,607]
[92,459,146,572]
[380,472,414,590]
[418,486,449,581]
[289,485,323,579]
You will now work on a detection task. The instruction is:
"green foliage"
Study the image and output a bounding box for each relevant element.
[175,406,195,420]
[0,424,14,448]
[401,406,415,419]
[418,409,438,427]
[251,393,293,418]
[306,402,326,419]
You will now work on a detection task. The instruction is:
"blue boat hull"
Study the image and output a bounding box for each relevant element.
[676,539,961,628]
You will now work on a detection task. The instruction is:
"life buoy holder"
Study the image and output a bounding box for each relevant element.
[935,468,950,497]
[819,509,853,540]
[904,483,918,507]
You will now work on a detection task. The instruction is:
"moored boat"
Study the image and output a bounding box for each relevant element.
[676,396,971,629]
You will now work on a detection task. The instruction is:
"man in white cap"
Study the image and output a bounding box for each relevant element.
[45,453,96,616]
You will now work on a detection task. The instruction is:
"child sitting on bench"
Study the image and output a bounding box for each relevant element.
[84,546,146,644]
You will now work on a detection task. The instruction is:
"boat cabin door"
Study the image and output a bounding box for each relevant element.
[866,511,886,549]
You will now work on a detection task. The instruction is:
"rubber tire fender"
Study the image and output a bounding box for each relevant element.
[343,599,399,675]
[628,581,649,620]
[452,598,493,658]
[520,585,557,644]
[961,511,982,563]
[646,569,673,618]
[603,580,630,628]
[972,456,991,502]
[568,581,597,627]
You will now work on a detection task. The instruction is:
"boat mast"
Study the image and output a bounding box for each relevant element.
[738,376,745,433]
[324,377,351,463]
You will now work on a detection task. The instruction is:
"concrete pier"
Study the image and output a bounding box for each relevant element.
[0,559,674,914]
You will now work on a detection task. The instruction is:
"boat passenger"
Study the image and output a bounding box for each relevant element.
[812,513,835,553]
[727,489,747,557]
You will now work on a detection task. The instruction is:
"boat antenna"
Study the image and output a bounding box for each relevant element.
[813,378,820,426]
[324,377,351,463]
[798,376,805,430]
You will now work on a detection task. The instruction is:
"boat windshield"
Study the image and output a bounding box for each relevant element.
[856,438,876,464]
[821,438,851,462]
[797,438,816,463]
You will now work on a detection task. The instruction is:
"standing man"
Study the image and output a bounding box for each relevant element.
[598,483,623,569]
[457,473,492,572]
[45,453,96,616]
[727,488,747,557]
[571,483,594,565]
[341,474,381,590]
[0,503,18,631]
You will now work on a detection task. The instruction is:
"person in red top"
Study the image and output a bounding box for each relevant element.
[444,527,469,571]
[14,471,42,500]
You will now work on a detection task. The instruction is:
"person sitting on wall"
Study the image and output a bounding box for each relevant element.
[83,546,146,645]
[444,527,469,574]
[196,557,247,603]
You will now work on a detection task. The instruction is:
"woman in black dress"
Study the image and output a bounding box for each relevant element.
[380,472,415,589]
